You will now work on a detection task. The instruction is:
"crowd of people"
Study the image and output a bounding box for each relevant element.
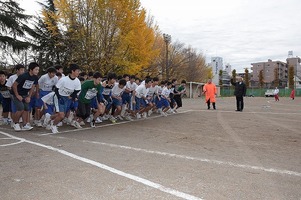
[0,63,187,133]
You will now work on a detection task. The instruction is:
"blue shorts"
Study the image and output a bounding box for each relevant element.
[54,96,72,113]
[11,99,16,113]
[157,98,170,108]
[122,92,131,105]
[36,90,52,108]
[90,97,98,109]
[66,100,78,113]
[29,96,36,111]
[135,97,147,111]
[1,97,11,113]
[112,97,122,107]
[103,95,112,110]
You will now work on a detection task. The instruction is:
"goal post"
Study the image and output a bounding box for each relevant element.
[187,82,205,98]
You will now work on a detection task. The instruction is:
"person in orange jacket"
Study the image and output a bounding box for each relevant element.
[203,79,217,109]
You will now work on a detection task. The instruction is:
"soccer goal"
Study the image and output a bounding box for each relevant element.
[187,82,205,98]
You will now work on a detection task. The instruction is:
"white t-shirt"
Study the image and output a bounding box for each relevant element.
[157,86,164,95]
[41,91,55,105]
[5,74,18,88]
[111,83,125,97]
[38,74,58,91]
[135,84,148,98]
[126,81,138,92]
[56,76,81,97]
[147,85,158,97]
[161,87,171,98]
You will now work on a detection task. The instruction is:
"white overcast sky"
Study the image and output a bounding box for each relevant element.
[20,0,301,72]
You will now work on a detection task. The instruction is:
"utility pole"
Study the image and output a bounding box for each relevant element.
[163,33,171,80]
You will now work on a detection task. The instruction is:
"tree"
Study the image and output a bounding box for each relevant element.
[219,69,223,86]
[0,0,33,51]
[51,0,158,74]
[259,70,264,88]
[231,69,236,84]
[288,65,294,89]
[29,0,66,69]
[244,68,249,88]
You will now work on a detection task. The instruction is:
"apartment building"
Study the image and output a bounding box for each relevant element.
[251,59,287,88]
[211,57,223,85]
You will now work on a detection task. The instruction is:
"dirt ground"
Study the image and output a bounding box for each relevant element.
[0,97,300,200]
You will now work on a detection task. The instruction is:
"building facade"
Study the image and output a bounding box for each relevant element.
[251,59,287,88]
[211,57,223,85]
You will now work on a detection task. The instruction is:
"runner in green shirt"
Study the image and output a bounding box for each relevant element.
[75,72,102,128]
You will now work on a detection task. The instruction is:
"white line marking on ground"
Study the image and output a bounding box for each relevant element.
[39,110,193,136]
[78,140,301,177]
[0,137,24,147]
[0,131,203,200]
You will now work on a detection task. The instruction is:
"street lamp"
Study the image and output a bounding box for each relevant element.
[163,33,171,80]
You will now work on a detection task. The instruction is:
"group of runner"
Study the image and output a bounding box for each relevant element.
[0,63,187,133]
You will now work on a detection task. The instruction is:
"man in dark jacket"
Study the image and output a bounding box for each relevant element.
[231,77,247,111]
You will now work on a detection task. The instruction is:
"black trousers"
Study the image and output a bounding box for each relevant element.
[206,99,216,109]
[77,101,91,120]
[236,96,244,111]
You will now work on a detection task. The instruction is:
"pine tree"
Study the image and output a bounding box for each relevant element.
[0,0,33,51]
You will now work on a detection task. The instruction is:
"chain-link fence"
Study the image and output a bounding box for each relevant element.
[220,87,300,97]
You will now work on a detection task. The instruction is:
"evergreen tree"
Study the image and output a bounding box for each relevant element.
[219,69,223,86]
[0,0,33,51]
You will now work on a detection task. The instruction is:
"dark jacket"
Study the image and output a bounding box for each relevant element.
[231,79,246,97]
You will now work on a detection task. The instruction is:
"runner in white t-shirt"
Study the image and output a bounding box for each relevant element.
[134,78,152,119]
[49,64,81,133]
[34,67,58,127]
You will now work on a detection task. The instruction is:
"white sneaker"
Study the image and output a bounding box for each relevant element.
[95,117,102,123]
[10,121,15,128]
[90,120,96,128]
[125,116,133,121]
[50,124,58,133]
[161,112,167,117]
[67,111,74,122]
[110,116,116,123]
[136,113,141,119]
[46,124,51,130]
[43,113,51,127]
[22,123,33,131]
[79,121,85,126]
[62,117,68,124]
[147,110,153,116]
[102,115,110,121]
[71,120,82,129]
[33,120,42,127]
[86,117,91,123]
[13,123,22,131]
[142,112,147,119]
[57,121,63,127]
[117,115,123,120]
